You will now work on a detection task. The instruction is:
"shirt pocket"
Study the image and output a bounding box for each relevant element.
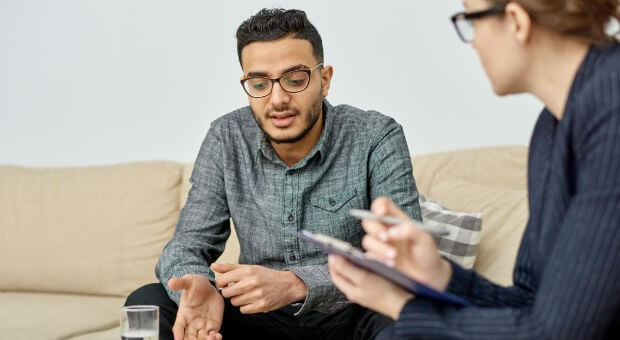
[309,188,364,245]
[312,188,359,213]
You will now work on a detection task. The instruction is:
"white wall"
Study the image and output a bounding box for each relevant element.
[0,0,542,167]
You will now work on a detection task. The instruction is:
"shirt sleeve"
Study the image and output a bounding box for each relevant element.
[368,117,423,222]
[287,265,349,315]
[386,98,620,339]
[155,122,231,305]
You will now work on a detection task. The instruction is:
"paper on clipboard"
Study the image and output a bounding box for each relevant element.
[299,230,473,307]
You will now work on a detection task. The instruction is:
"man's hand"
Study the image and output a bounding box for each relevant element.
[168,274,225,340]
[211,263,307,314]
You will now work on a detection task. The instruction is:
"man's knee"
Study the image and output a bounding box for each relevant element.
[125,283,171,307]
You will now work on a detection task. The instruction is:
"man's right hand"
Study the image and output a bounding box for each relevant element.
[168,274,225,340]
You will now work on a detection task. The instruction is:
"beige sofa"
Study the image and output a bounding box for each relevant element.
[0,146,528,339]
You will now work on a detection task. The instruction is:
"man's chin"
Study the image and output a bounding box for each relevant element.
[267,132,305,144]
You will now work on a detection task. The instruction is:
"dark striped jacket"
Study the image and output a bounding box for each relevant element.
[386,43,620,339]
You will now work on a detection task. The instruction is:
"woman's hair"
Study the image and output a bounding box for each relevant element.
[490,0,620,44]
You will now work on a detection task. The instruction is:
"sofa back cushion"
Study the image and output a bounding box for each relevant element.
[413,146,529,286]
[0,162,182,296]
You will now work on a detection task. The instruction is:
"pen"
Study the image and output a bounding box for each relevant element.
[349,209,450,237]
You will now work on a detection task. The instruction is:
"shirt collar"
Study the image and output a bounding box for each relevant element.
[255,99,334,168]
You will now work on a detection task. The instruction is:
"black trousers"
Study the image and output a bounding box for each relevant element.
[125,283,393,340]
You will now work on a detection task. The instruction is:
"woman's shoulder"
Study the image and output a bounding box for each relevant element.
[591,43,620,74]
[572,44,620,116]
[564,45,620,153]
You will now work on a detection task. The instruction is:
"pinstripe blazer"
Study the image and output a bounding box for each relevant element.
[384,44,620,339]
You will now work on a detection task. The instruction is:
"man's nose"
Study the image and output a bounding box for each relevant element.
[269,81,290,107]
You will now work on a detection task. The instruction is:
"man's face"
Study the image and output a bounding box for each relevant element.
[240,36,331,144]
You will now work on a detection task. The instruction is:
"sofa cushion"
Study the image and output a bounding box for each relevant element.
[0,292,123,339]
[70,326,121,339]
[413,146,528,286]
[420,195,482,269]
[0,162,182,296]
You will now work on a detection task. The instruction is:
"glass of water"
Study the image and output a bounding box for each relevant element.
[121,305,159,340]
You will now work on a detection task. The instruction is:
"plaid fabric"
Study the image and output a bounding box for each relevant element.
[420,195,482,269]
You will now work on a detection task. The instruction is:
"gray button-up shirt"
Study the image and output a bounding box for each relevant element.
[156,101,422,315]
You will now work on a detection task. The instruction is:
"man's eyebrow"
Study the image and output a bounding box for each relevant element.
[246,64,308,78]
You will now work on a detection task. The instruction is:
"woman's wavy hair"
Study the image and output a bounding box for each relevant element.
[490,0,620,43]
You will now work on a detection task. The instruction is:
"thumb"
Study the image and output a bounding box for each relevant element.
[371,196,410,220]
[211,262,240,273]
[168,276,191,291]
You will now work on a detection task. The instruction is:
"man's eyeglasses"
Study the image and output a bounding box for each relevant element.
[451,5,506,43]
[241,63,323,98]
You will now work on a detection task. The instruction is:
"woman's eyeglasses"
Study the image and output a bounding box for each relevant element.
[451,5,506,43]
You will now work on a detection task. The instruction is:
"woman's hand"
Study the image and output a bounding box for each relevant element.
[361,197,452,291]
[328,254,413,320]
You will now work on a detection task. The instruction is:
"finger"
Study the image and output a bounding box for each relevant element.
[371,196,410,220]
[362,235,397,260]
[197,328,209,340]
[327,255,367,285]
[185,319,202,339]
[388,223,427,242]
[172,321,186,340]
[361,218,390,241]
[220,279,252,299]
[172,311,189,340]
[208,333,223,340]
[365,250,396,267]
[328,261,359,300]
[169,276,191,291]
[211,262,240,273]
[239,302,262,314]
[205,314,223,336]
[229,290,259,307]
[206,333,222,340]
[214,266,247,288]
[185,332,198,340]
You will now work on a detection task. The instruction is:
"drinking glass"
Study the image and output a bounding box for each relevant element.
[120,305,159,340]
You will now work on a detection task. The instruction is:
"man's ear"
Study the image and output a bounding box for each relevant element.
[321,65,334,97]
[505,2,533,44]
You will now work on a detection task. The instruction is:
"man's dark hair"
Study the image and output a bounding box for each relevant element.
[236,8,324,66]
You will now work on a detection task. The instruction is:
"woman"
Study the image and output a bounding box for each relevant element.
[328,0,620,338]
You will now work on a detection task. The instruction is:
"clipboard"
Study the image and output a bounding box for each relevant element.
[299,230,473,307]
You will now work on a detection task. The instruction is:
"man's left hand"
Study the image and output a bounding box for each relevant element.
[211,263,307,314]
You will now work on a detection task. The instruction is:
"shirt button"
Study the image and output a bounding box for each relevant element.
[328,199,336,206]
[289,254,296,261]
[288,214,294,222]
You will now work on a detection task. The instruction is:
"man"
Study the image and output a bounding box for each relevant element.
[125,8,422,340]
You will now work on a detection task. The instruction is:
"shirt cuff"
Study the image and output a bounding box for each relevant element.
[287,265,349,316]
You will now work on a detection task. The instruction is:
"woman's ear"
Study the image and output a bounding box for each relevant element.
[505,2,533,44]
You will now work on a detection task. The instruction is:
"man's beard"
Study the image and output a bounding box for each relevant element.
[253,96,323,145]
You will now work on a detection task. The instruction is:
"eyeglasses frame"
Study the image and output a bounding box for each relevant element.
[240,63,324,98]
[451,5,507,43]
